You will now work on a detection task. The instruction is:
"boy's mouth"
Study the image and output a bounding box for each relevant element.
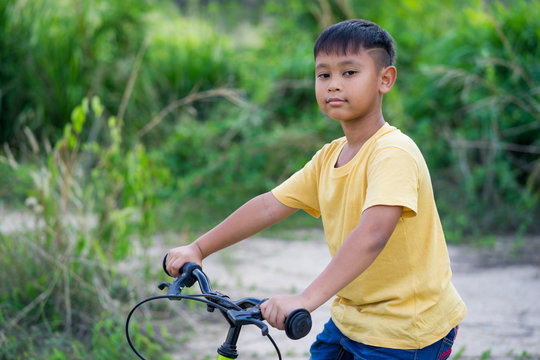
[327,97,346,105]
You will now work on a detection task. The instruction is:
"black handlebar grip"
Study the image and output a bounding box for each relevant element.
[162,254,172,277]
[284,309,312,340]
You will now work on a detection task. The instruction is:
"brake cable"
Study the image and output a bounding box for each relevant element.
[125,294,282,360]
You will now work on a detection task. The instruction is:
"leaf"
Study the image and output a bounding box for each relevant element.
[91,96,104,119]
[93,238,108,265]
[71,105,85,135]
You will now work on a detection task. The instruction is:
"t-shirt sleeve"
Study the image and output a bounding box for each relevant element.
[271,151,322,218]
[363,146,419,216]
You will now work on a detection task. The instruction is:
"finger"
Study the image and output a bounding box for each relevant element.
[172,259,183,277]
[276,313,286,330]
[168,257,181,277]
[264,304,277,327]
[165,255,173,276]
[260,302,272,321]
[260,298,273,319]
[274,309,287,330]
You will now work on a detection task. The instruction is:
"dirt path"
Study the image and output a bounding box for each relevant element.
[169,230,540,360]
[4,210,539,359]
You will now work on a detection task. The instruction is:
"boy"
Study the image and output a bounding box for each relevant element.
[166,19,467,359]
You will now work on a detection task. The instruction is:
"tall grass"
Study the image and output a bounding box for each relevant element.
[406,0,540,237]
[0,0,151,146]
[0,97,166,358]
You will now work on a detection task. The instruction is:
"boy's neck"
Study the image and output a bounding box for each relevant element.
[341,112,386,149]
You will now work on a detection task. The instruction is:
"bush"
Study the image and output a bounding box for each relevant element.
[406,0,540,237]
[150,102,330,224]
[0,0,151,146]
[129,8,244,143]
[0,161,34,204]
[1,312,166,359]
[0,97,168,358]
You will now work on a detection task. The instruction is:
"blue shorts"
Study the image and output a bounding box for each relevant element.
[310,318,458,360]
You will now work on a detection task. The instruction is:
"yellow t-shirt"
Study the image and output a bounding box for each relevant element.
[272,123,467,349]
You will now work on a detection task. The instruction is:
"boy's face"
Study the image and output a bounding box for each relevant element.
[315,49,391,123]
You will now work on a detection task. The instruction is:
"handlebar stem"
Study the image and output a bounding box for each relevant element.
[218,326,241,359]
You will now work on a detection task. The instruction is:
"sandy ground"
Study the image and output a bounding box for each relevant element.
[165,230,540,360]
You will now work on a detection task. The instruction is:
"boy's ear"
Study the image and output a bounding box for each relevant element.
[379,66,397,94]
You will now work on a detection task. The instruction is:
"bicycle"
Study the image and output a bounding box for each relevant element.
[126,258,312,360]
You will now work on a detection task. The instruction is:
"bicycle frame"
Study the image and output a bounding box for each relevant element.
[217,355,234,360]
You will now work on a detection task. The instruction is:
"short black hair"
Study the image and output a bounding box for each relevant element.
[314,19,396,69]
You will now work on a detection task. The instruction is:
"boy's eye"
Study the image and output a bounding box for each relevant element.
[344,70,357,76]
[317,73,330,79]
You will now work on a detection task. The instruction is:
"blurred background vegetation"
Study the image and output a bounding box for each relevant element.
[0,0,538,358]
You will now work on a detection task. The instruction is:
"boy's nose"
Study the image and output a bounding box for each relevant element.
[328,81,341,92]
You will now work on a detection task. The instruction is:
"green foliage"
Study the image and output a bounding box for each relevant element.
[1,0,247,150]
[0,0,151,146]
[1,314,165,359]
[0,161,34,203]
[0,96,168,357]
[151,101,332,225]
[406,0,540,237]
[130,7,244,142]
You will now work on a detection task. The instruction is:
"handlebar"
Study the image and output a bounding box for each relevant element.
[126,256,312,360]
[161,255,312,340]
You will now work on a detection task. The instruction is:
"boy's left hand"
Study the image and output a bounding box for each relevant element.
[260,294,308,330]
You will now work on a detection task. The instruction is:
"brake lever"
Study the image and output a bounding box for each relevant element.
[158,276,187,297]
[158,281,171,291]
[235,297,267,309]
[226,307,269,336]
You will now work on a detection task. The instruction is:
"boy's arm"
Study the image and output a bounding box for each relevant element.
[166,191,297,276]
[261,204,402,329]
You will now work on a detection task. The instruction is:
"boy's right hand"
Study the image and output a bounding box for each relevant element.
[165,243,204,277]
